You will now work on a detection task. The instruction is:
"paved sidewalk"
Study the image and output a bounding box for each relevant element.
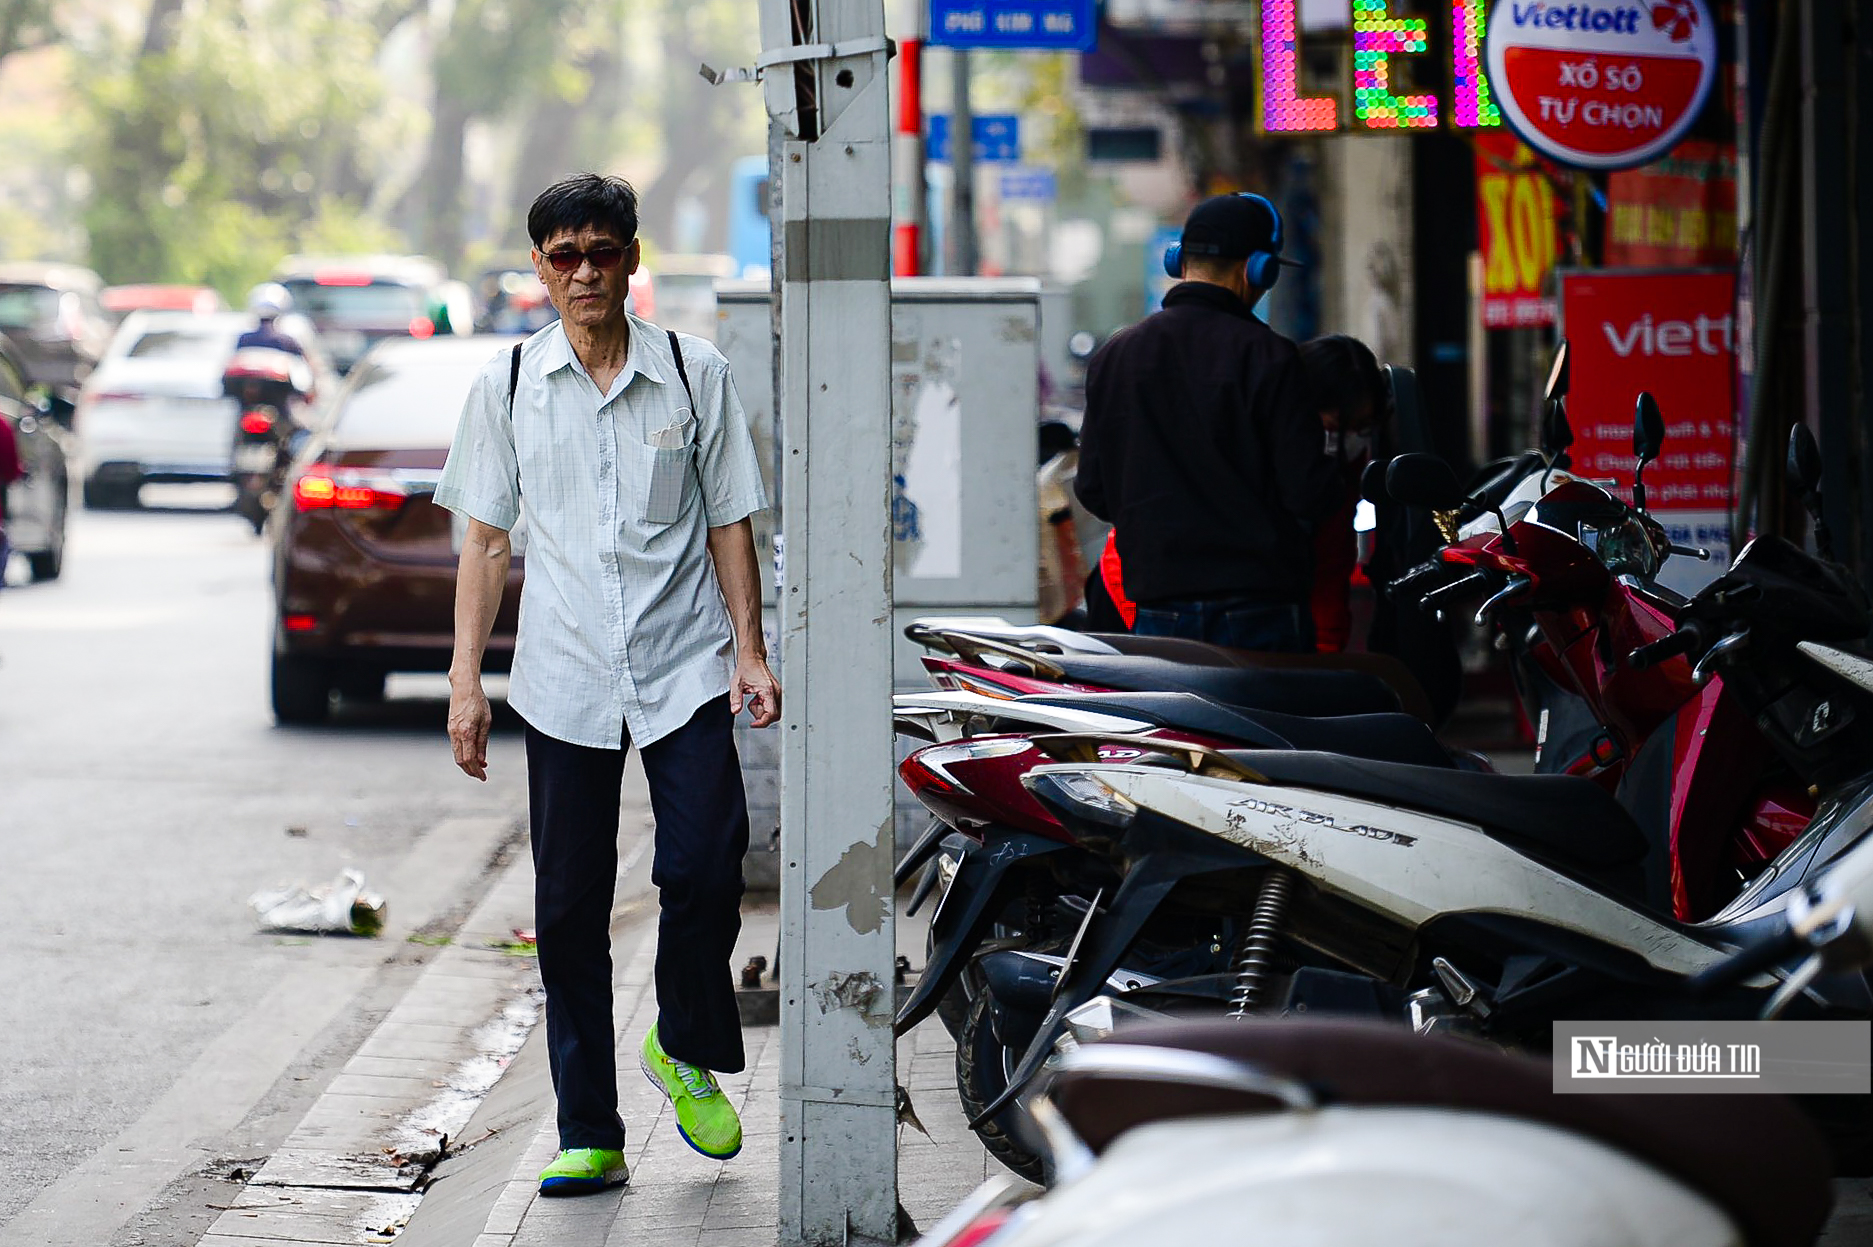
[195,834,547,1247]
[447,905,997,1247]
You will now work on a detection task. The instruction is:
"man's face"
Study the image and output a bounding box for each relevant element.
[532,225,640,331]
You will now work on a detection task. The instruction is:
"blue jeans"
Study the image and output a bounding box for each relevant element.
[1133,595,1313,653]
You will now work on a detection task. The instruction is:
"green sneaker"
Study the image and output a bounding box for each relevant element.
[640,1023,743,1160]
[537,1147,629,1196]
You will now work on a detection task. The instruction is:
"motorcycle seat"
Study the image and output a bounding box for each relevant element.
[1080,635,1262,667]
[1020,692,1455,770]
[1047,1018,1831,1247]
[1046,654,1402,719]
[1223,748,1644,864]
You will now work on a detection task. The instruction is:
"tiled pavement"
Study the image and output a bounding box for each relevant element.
[479,906,999,1247]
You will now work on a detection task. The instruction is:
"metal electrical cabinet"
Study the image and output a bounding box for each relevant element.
[712,277,1042,686]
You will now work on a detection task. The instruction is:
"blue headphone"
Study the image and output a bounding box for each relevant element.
[1163,193,1286,288]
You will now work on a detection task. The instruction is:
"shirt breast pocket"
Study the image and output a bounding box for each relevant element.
[639,431,697,525]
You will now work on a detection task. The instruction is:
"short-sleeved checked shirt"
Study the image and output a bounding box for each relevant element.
[433,315,768,749]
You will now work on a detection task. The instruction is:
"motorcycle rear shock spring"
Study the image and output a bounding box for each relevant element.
[1228,868,1296,1017]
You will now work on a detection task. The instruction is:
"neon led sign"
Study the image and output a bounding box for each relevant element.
[1259,0,1340,131]
[1354,0,1439,128]
[1258,0,1505,133]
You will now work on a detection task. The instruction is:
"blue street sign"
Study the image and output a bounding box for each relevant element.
[928,0,1097,50]
[999,167,1057,201]
[927,114,1022,164]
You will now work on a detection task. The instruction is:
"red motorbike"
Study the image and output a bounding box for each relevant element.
[1382,399,1810,922]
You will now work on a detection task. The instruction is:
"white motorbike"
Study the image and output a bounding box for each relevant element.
[916,825,1873,1247]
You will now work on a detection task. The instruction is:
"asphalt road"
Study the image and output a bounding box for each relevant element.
[0,487,532,1239]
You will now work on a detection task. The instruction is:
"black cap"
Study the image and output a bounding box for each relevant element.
[1180,193,1281,259]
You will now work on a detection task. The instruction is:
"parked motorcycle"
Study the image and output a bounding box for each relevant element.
[916,804,1873,1247]
[959,424,1873,1162]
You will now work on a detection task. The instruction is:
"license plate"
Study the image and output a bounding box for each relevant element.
[234,444,276,471]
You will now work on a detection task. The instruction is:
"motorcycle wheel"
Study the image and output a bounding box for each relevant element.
[956,991,1046,1185]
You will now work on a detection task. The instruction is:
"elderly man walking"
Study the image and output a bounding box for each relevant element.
[436,173,778,1196]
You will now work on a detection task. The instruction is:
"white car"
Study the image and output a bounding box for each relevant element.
[75,309,331,509]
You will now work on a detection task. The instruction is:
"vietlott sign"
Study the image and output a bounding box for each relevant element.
[1254,0,1716,163]
[1486,0,1719,168]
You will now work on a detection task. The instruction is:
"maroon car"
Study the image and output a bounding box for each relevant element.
[270,334,522,724]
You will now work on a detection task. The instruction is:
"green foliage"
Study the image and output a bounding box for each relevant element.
[75,0,395,296]
[0,0,58,64]
[10,0,791,282]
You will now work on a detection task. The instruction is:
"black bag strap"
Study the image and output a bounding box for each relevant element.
[507,331,692,413]
[666,329,694,407]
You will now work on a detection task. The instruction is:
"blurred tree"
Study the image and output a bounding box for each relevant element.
[0,0,59,68]
[504,0,625,251]
[419,0,576,268]
[77,0,397,296]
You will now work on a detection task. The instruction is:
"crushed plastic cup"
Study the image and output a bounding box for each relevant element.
[250,868,387,936]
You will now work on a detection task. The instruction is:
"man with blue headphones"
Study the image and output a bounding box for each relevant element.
[1075,192,1342,652]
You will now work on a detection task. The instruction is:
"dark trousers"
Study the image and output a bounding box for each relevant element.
[1132,595,1314,653]
[524,694,751,1151]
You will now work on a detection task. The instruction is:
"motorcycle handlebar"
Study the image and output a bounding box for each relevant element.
[1420,571,1489,613]
[1627,622,1705,671]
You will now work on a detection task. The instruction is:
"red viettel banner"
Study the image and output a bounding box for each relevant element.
[1476,132,1559,328]
[1486,0,1719,170]
[1561,268,1736,592]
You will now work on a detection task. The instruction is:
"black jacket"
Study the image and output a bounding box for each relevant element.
[1075,282,1342,605]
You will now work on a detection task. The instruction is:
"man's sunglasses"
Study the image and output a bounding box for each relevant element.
[542,244,629,274]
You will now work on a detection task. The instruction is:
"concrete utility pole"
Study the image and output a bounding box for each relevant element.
[752,0,899,1240]
[950,48,977,275]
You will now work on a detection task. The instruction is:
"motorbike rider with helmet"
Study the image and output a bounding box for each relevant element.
[224,285,314,429]
[238,284,307,357]
[225,285,315,531]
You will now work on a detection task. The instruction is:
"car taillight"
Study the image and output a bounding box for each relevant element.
[408,316,435,339]
[293,464,411,512]
[239,409,274,435]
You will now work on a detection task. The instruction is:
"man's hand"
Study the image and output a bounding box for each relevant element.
[731,652,782,728]
[448,678,494,780]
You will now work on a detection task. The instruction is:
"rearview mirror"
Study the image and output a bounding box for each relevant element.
[1787,424,1834,558]
[1541,398,1574,459]
[1386,453,1468,511]
[1359,457,1392,505]
[1382,364,1425,452]
[1631,393,1665,512]
[1634,392,1665,464]
[1787,423,1822,498]
[1544,340,1570,404]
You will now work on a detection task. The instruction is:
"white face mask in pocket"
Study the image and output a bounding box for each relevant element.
[641,408,696,523]
[648,410,695,449]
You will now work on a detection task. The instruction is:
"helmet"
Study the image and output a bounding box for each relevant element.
[247,282,293,318]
